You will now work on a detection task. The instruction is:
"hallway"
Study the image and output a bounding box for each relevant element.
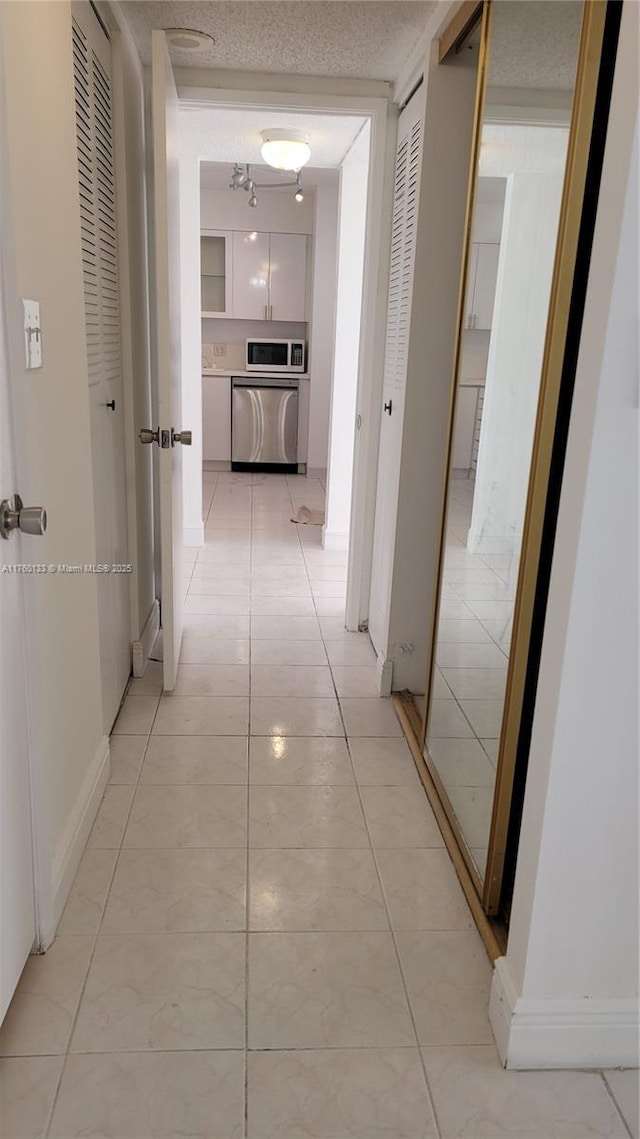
[0,474,634,1137]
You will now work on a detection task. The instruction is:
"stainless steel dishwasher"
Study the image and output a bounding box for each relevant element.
[231,376,298,472]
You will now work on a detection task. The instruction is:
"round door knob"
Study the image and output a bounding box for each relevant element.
[18,506,47,536]
[0,495,47,539]
[172,429,192,446]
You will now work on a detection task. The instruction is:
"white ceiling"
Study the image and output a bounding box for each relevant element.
[121,1,435,81]
[479,123,570,178]
[180,106,367,167]
[199,161,339,191]
[488,1,582,91]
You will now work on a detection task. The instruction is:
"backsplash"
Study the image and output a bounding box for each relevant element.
[202,318,307,371]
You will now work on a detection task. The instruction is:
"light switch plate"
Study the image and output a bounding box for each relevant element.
[23,299,42,369]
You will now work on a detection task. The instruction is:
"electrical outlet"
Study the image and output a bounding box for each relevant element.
[23,299,42,369]
[213,343,227,357]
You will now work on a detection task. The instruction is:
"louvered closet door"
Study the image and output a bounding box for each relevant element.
[368,87,426,657]
[72,3,131,731]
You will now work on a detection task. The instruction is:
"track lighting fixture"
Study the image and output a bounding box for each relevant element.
[229,163,306,209]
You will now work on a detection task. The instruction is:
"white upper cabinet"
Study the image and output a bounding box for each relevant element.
[201,231,233,318]
[269,233,307,322]
[464,242,500,330]
[231,230,307,321]
[232,230,270,319]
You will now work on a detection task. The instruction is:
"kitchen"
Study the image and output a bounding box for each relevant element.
[177,105,373,553]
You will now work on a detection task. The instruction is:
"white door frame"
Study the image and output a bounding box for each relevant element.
[177,84,395,629]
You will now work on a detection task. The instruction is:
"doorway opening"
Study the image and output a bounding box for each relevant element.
[174,92,383,630]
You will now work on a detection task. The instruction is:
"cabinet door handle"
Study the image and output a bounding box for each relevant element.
[264,304,268,321]
[269,304,273,321]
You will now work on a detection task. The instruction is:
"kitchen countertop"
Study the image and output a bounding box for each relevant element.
[202,369,310,379]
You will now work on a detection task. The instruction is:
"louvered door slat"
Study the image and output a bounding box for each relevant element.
[381,113,423,395]
[72,17,120,388]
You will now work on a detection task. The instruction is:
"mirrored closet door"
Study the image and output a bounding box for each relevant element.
[414,0,612,921]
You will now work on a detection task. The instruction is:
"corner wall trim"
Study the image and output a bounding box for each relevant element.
[132,598,160,678]
[376,655,394,696]
[490,956,640,1070]
[322,528,349,551]
[47,735,111,947]
[184,522,204,547]
[307,466,327,482]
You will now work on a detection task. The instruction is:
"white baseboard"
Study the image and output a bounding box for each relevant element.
[322,527,349,551]
[184,522,204,547]
[376,655,393,697]
[203,460,231,471]
[44,735,111,947]
[132,599,160,678]
[490,956,640,1070]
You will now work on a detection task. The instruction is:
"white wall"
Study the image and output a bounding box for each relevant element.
[468,171,564,554]
[200,186,314,234]
[323,124,370,549]
[202,317,307,374]
[490,7,639,1068]
[178,157,204,545]
[0,0,109,945]
[308,181,339,476]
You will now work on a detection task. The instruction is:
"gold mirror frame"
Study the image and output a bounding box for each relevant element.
[412,0,610,920]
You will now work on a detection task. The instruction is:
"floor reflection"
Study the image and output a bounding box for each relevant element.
[425,473,519,877]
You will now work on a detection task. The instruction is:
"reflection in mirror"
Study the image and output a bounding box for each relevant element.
[425,0,583,881]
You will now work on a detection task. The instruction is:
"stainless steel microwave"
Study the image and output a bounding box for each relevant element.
[246,338,305,373]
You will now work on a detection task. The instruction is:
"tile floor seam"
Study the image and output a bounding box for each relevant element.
[43,710,158,1137]
[243,480,256,1139]
[600,1070,635,1139]
[342,724,444,1139]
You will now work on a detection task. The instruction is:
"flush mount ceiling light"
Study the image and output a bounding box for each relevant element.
[164,28,215,51]
[260,129,311,172]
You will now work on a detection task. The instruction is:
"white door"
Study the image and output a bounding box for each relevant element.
[472,242,500,330]
[71,5,131,730]
[269,233,307,321]
[232,230,270,320]
[368,88,425,657]
[0,200,36,1018]
[150,31,187,690]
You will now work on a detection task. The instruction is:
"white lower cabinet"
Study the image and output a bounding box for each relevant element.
[452,384,481,470]
[203,374,231,461]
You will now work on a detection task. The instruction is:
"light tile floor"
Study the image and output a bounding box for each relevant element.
[424,475,518,875]
[0,472,636,1138]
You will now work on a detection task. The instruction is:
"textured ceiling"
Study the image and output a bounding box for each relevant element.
[479,124,570,178]
[121,1,435,81]
[180,105,367,166]
[199,161,339,189]
[488,1,582,90]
